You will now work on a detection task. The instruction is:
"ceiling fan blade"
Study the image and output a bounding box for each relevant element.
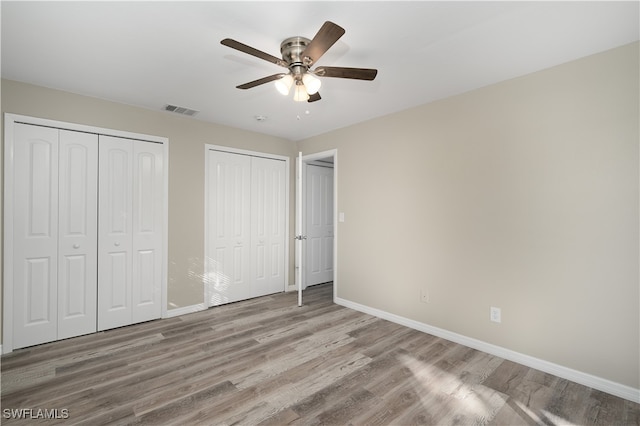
[301,21,345,66]
[221,38,287,68]
[314,66,378,81]
[307,92,322,103]
[236,73,286,90]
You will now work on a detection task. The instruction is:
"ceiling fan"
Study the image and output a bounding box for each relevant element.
[221,21,378,103]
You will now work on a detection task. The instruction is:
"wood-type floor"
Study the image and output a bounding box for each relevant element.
[2,283,638,425]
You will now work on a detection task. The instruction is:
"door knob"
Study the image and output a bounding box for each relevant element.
[115,242,120,247]
[73,244,80,249]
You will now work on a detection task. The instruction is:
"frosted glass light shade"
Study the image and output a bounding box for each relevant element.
[293,83,309,102]
[302,73,321,95]
[275,74,294,95]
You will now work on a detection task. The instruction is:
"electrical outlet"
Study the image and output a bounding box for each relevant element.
[490,307,501,323]
[420,288,430,303]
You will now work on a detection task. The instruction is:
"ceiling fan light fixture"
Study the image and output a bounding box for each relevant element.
[293,82,309,102]
[221,21,377,103]
[302,73,321,95]
[275,74,294,95]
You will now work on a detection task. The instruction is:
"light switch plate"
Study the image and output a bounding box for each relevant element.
[490,307,501,323]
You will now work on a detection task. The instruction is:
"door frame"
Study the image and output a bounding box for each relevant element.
[296,149,338,305]
[3,113,169,354]
[203,144,290,308]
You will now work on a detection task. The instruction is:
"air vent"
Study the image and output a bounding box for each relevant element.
[163,104,199,116]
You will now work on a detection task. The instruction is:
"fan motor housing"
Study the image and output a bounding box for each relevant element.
[280,37,310,67]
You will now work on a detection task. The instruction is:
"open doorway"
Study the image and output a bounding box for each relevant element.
[296,150,337,306]
[303,157,334,289]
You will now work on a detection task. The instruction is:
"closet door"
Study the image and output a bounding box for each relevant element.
[12,124,59,349]
[98,135,133,331]
[251,157,286,297]
[131,141,164,323]
[98,136,164,330]
[57,130,98,339]
[207,150,252,305]
[4,114,167,352]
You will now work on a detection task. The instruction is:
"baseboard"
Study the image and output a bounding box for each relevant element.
[335,297,640,404]
[165,303,207,318]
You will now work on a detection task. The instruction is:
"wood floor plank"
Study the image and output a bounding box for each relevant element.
[2,283,638,425]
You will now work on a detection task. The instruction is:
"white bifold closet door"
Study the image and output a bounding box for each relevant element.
[251,156,287,297]
[58,131,99,339]
[13,124,98,349]
[11,124,164,350]
[98,135,164,331]
[208,150,286,306]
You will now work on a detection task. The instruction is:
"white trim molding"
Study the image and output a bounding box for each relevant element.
[335,297,640,404]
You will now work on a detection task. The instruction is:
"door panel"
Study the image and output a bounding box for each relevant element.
[25,258,53,322]
[105,252,129,304]
[98,136,133,331]
[251,157,286,297]
[132,143,164,322]
[207,150,251,305]
[135,250,156,305]
[296,152,303,306]
[58,130,98,339]
[305,164,334,287]
[13,124,59,349]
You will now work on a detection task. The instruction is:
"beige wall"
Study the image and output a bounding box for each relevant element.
[299,42,639,388]
[0,79,298,322]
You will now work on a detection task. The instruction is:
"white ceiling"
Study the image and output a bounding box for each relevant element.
[2,1,638,142]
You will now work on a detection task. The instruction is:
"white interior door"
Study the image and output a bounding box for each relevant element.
[98,135,133,331]
[296,150,337,307]
[57,130,98,339]
[12,124,60,349]
[251,156,286,297]
[295,152,303,306]
[132,141,164,323]
[207,150,252,306]
[304,164,334,288]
